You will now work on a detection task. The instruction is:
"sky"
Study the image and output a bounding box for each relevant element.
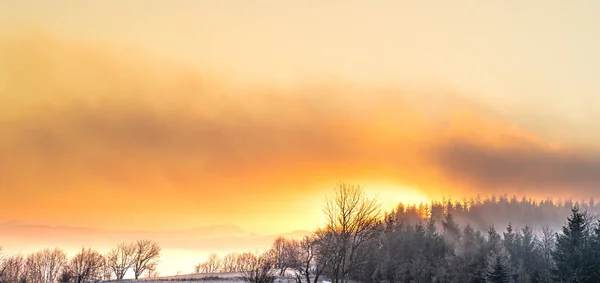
[1,0,600,245]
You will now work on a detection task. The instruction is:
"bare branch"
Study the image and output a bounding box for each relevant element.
[240,252,276,283]
[132,240,161,279]
[106,242,135,280]
[62,247,104,283]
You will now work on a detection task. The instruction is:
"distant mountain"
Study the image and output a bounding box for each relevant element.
[0,222,311,254]
[277,230,312,239]
[180,224,253,238]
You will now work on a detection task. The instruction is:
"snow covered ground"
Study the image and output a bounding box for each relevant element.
[105,271,303,283]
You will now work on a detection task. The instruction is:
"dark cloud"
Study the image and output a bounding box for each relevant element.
[433,140,600,197]
[0,98,369,176]
[0,33,436,193]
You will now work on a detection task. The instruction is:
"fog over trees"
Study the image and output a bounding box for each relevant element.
[195,184,600,283]
[5,183,600,283]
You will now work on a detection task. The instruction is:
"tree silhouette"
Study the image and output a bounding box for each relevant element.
[552,206,593,282]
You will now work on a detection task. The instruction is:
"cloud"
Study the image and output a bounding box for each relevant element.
[432,140,600,197]
[1,31,599,231]
[0,32,431,188]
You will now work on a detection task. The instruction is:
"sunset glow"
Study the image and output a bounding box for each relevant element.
[2,0,600,277]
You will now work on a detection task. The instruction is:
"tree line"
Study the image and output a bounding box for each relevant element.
[4,183,600,283]
[195,183,600,283]
[0,240,160,283]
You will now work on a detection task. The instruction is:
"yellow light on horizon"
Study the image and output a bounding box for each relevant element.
[362,181,430,211]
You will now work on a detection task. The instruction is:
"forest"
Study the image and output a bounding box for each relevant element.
[196,184,600,283]
[4,183,600,283]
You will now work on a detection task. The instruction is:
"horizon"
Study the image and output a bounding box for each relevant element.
[0,191,596,232]
[0,191,598,277]
[1,191,599,277]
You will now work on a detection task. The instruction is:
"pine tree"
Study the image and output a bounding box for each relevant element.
[589,221,600,282]
[503,223,519,261]
[486,249,511,283]
[537,226,555,283]
[455,225,487,283]
[442,213,461,253]
[487,225,501,253]
[551,205,593,283]
[518,226,539,282]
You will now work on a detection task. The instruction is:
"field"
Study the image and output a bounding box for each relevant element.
[109,272,305,283]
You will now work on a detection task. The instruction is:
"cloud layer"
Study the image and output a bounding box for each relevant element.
[434,140,600,196]
[1,32,599,231]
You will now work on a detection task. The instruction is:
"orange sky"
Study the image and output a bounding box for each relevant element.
[1,1,600,237]
[2,31,600,236]
[3,2,600,276]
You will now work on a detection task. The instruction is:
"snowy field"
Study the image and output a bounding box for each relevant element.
[106,272,304,283]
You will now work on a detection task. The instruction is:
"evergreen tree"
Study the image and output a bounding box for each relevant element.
[453,225,487,283]
[589,221,600,282]
[442,213,461,253]
[502,223,520,281]
[517,226,540,282]
[551,205,593,283]
[487,225,502,253]
[485,225,511,283]
[537,226,555,283]
[487,251,511,283]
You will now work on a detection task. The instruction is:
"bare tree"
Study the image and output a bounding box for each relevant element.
[286,232,333,283]
[0,247,5,280]
[64,248,104,283]
[269,237,302,277]
[25,252,43,283]
[273,239,303,282]
[287,239,310,283]
[106,242,135,280]
[131,240,161,279]
[240,252,276,283]
[58,268,73,283]
[283,240,302,279]
[144,262,159,278]
[322,183,381,283]
[1,254,25,283]
[24,248,67,283]
[194,254,221,274]
[101,257,112,281]
[46,249,67,283]
[221,253,239,272]
[236,253,256,272]
[270,237,287,276]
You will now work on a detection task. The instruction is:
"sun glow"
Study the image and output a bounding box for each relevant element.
[362,181,430,211]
